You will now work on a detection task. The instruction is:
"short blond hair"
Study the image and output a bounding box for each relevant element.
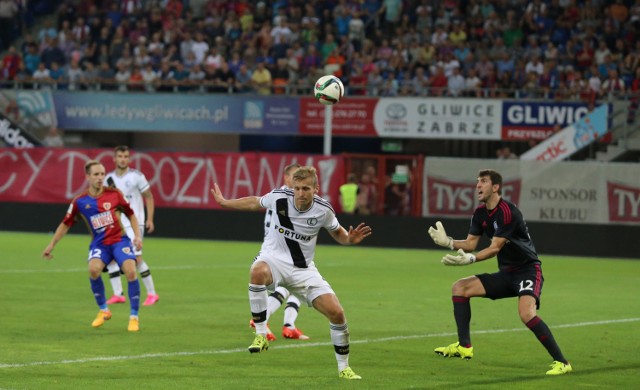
[84,160,102,174]
[292,166,318,187]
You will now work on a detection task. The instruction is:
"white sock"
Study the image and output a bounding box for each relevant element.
[330,322,350,371]
[106,262,123,296]
[249,284,268,334]
[283,295,300,328]
[267,286,289,317]
[137,260,156,295]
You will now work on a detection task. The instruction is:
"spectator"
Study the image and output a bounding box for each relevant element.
[447,66,465,96]
[141,63,158,92]
[234,63,253,93]
[43,127,64,148]
[251,61,272,95]
[96,61,115,90]
[339,173,360,215]
[81,61,98,90]
[357,171,377,215]
[1,46,21,81]
[32,62,52,89]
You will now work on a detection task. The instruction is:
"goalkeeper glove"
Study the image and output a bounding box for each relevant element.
[428,221,454,250]
[442,249,476,266]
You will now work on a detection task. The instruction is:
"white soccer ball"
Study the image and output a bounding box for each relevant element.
[314,75,344,105]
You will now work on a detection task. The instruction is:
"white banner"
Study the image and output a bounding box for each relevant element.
[520,104,608,161]
[422,157,640,225]
[373,98,502,140]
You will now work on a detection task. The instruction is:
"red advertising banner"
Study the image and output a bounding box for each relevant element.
[426,175,521,216]
[0,148,344,209]
[299,97,378,136]
[607,181,640,223]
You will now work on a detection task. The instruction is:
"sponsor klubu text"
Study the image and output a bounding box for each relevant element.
[530,188,597,201]
[0,119,35,148]
[64,104,227,123]
[506,105,588,124]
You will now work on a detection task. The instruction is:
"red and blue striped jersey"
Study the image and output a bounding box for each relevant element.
[62,187,135,246]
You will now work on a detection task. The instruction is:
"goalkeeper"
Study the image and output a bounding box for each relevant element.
[427,169,572,376]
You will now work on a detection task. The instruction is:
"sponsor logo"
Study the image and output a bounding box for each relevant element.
[274,224,312,241]
[426,176,521,216]
[90,211,114,229]
[608,182,640,222]
[0,118,36,148]
[386,104,407,119]
[244,101,263,129]
[504,104,588,126]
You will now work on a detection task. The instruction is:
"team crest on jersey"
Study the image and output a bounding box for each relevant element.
[103,202,112,210]
[123,247,131,254]
[307,218,318,226]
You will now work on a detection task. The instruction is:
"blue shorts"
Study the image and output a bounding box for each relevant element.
[87,239,136,268]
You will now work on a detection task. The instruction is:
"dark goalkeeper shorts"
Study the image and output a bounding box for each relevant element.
[476,263,544,309]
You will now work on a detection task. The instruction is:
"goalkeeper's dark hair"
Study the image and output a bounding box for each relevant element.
[478,169,503,195]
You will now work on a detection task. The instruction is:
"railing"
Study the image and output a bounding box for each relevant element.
[1,78,637,103]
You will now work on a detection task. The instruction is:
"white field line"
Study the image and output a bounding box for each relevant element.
[1,317,638,369]
[0,265,236,274]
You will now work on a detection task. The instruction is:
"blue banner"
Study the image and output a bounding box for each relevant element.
[501,101,590,140]
[52,92,299,134]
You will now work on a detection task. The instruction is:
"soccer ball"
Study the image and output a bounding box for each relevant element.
[314,75,344,105]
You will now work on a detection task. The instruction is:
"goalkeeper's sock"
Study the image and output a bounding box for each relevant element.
[526,316,568,364]
[453,296,472,347]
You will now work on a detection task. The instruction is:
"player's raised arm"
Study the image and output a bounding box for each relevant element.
[329,222,372,245]
[211,183,263,211]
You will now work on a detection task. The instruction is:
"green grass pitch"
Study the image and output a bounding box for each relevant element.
[1,230,639,389]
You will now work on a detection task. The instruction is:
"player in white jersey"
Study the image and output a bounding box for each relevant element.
[104,145,159,306]
[250,163,309,341]
[211,166,372,380]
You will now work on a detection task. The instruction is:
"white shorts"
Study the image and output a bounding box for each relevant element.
[253,255,335,306]
[124,225,144,256]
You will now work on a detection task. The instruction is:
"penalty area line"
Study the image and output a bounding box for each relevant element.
[1,317,638,369]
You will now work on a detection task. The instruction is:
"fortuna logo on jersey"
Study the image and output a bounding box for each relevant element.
[273,224,312,241]
[90,211,114,229]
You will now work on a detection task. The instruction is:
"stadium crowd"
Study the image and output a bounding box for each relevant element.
[1,0,640,104]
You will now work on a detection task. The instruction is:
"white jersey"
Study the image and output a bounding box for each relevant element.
[259,188,340,268]
[106,168,150,228]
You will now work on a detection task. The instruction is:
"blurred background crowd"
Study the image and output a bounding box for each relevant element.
[1,0,640,102]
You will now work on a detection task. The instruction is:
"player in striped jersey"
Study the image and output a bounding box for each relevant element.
[428,169,572,376]
[42,160,142,331]
[104,146,159,306]
[250,163,310,341]
[212,166,372,380]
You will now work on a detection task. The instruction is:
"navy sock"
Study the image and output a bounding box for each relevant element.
[526,316,567,363]
[128,279,141,316]
[90,277,107,309]
[453,296,471,347]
